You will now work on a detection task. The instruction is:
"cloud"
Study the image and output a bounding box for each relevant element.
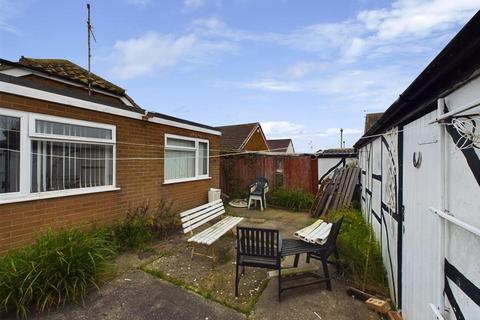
[261,121,306,137]
[357,0,479,41]
[108,32,234,79]
[124,0,151,7]
[183,0,206,12]
[0,0,24,33]
[286,62,325,79]
[243,80,302,92]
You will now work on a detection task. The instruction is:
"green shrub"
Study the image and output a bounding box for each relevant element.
[268,187,315,211]
[325,208,388,293]
[114,200,180,251]
[0,228,116,319]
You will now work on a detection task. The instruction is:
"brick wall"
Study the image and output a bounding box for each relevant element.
[0,92,220,253]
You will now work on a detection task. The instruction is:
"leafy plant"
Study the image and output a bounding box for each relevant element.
[325,208,388,293]
[0,228,116,319]
[268,187,315,211]
[114,203,153,250]
[114,200,180,251]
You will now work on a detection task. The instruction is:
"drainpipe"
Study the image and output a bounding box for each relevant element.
[437,98,448,318]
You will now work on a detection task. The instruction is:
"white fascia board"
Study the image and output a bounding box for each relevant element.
[0,80,221,136]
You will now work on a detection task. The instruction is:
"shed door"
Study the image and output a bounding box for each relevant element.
[402,111,442,319]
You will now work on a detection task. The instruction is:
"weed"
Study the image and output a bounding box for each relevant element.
[324,208,388,293]
[268,187,315,211]
[0,228,116,319]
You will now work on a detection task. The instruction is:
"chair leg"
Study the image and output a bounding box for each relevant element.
[306,253,311,263]
[235,261,240,297]
[278,265,282,302]
[334,249,341,274]
[247,196,251,209]
[322,258,332,291]
[293,254,299,267]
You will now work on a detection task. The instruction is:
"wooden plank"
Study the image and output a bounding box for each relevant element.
[195,217,243,245]
[338,168,354,208]
[347,168,361,205]
[180,199,222,217]
[181,206,225,230]
[317,181,333,217]
[180,202,224,223]
[183,209,225,233]
[330,168,347,212]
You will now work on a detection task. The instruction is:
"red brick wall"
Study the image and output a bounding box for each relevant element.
[0,92,220,253]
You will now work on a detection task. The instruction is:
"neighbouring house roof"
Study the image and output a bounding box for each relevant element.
[0,57,221,135]
[316,148,357,158]
[267,139,294,153]
[18,57,125,95]
[216,122,267,152]
[364,112,383,133]
[355,11,480,149]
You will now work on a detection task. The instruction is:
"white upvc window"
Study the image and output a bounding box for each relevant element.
[164,134,209,184]
[0,107,117,204]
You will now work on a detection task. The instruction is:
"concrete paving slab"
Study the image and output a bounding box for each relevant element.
[24,270,245,320]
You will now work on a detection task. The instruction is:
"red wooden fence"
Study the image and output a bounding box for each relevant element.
[220,153,318,197]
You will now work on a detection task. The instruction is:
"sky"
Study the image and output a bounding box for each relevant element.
[0,1,479,152]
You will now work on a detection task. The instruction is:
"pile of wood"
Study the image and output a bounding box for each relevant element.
[310,166,360,217]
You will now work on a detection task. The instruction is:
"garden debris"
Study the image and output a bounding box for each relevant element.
[311,167,361,217]
[346,286,374,301]
[366,297,391,314]
[387,311,403,320]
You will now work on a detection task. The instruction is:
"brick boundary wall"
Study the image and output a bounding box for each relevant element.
[0,92,220,253]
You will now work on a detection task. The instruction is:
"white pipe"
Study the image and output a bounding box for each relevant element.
[429,96,480,123]
[429,207,480,237]
[437,98,447,315]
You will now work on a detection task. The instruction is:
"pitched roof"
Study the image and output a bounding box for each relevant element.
[364,112,383,133]
[355,11,480,149]
[316,148,357,158]
[215,122,260,152]
[18,57,125,95]
[267,139,293,152]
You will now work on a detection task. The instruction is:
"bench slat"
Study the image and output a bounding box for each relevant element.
[183,209,225,233]
[189,216,244,245]
[180,202,224,224]
[203,217,243,245]
[190,216,242,243]
[188,216,235,243]
[180,199,222,218]
[182,206,225,230]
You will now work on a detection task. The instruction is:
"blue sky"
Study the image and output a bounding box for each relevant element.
[1,1,479,152]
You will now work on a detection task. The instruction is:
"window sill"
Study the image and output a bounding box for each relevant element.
[163,176,212,185]
[0,186,121,205]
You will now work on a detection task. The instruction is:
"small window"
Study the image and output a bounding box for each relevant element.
[0,115,20,194]
[164,135,209,183]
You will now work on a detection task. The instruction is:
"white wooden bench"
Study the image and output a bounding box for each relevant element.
[180,199,243,261]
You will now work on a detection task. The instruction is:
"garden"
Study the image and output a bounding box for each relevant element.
[0,194,389,320]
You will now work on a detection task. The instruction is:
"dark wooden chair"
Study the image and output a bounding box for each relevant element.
[305,216,344,290]
[235,226,282,299]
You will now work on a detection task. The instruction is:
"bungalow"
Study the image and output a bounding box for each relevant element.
[267,139,295,154]
[0,57,221,253]
[215,122,269,153]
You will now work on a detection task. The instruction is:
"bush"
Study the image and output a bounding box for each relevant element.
[114,200,180,251]
[0,228,116,319]
[268,187,315,211]
[325,208,388,293]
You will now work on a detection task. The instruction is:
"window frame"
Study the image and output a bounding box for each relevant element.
[164,133,210,184]
[0,107,118,205]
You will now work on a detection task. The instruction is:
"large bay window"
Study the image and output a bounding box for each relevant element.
[0,107,116,204]
[164,134,209,183]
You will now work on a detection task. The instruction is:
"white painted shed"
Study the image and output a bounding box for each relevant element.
[355,12,480,320]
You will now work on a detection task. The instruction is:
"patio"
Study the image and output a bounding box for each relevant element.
[21,206,379,320]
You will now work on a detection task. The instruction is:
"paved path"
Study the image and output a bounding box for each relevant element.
[27,270,244,320]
